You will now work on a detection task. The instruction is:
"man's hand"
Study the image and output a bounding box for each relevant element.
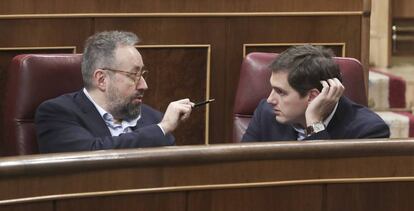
[159,99,194,134]
[305,78,345,126]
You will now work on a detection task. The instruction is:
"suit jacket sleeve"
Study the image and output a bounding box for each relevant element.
[35,99,174,153]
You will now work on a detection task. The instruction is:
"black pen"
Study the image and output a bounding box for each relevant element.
[193,99,215,108]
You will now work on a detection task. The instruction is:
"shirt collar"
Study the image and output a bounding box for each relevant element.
[323,102,339,127]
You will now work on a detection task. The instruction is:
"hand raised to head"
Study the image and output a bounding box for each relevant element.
[305,78,345,126]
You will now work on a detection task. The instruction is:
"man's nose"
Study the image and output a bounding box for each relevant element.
[136,78,148,90]
[267,90,278,105]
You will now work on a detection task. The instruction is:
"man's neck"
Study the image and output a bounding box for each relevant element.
[86,88,110,112]
[83,88,127,125]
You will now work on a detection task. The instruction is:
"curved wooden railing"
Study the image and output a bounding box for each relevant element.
[1,139,414,210]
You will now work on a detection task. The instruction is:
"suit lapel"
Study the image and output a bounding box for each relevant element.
[326,97,350,137]
[75,90,112,137]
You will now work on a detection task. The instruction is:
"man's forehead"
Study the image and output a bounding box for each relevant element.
[270,72,291,90]
[115,46,143,66]
[270,71,288,83]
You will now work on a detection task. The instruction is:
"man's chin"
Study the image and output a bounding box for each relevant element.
[124,109,141,121]
[275,116,289,124]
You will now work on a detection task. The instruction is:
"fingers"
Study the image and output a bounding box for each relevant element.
[159,98,194,134]
[175,98,190,104]
[170,99,194,121]
[177,102,193,121]
[326,78,345,100]
[320,78,345,100]
[320,80,330,96]
[305,78,343,124]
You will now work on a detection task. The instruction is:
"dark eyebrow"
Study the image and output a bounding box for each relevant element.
[273,86,287,94]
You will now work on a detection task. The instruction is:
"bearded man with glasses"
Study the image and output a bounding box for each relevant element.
[35,31,194,153]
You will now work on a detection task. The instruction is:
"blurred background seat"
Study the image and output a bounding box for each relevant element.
[0,54,83,156]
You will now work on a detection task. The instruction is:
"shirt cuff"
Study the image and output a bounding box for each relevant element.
[157,124,166,135]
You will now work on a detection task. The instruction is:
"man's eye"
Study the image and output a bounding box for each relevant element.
[275,89,286,96]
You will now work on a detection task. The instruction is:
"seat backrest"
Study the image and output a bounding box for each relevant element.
[1,54,83,156]
[233,52,367,142]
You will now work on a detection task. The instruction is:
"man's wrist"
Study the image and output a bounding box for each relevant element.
[158,121,175,135]
[157,124,167,135]
[305,112,323,126]
[306,121,325,136]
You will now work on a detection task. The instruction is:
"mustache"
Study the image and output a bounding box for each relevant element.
[131,92,144,99]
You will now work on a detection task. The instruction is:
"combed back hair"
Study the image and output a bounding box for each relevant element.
[81,31,139,89]
[269,44,342,97]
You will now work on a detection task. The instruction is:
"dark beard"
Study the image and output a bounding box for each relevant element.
[107,86,142,121]
[113,100,141,121]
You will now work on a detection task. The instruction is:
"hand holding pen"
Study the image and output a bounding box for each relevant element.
[192,99,215,108]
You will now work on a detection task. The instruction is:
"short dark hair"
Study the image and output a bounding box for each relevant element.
[269,45,342,97]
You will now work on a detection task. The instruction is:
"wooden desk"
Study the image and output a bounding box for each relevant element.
[1,139,414,211]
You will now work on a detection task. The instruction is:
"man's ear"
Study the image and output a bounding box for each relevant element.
[307,88,320,103]
[93,69,107,91]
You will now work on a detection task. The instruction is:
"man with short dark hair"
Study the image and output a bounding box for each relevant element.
[35,31,194,153]
[242,45,390,142]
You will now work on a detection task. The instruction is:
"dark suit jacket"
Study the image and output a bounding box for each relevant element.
[35,90,174,153]
[242,97,390,142]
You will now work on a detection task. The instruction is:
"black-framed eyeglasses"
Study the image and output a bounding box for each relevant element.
[103,68,148,84]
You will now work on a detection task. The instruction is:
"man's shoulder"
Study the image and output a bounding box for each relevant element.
[338,97,387,125]
[332,97,390,138]
[38,90,83,110]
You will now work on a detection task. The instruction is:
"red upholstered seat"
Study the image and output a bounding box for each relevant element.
[233,52,367,142]
[1,54,83,156]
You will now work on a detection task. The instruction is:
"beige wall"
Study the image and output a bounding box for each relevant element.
[370,0,391,68]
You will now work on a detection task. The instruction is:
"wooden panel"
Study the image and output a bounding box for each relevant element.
[391,19,414,55]
[327,182,414,211]
[0,1,368,147]
[0,19,92,47]
[138,46,210,145]
[393,0,414,18]
[244,43,345,57]
[0,0,363,14]
[0,140,414,209]
[94,17,228,144]
[187,185,322,211]
[1,140,414,201]
[392,1,414,56]
[56,192,186,211]
[0,202,53,211]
